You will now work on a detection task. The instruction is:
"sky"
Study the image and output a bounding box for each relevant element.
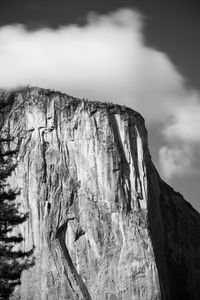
[0,0,200,211]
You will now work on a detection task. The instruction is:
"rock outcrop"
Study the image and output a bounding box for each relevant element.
[1,87,200,300]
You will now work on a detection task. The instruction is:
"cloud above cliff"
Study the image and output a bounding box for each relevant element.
[0,8,186,122]
[159,145,199,179]
[0,8,200,180]
[159,93,200,179]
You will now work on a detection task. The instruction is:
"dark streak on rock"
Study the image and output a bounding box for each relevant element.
[56,223,92,300]
[108,112,131,212]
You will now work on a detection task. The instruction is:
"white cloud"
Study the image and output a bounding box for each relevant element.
[159,145,199,179]
[163,96,200,144]
[160,93,200,179]
[0,8,200,179]
[0,9,188,122]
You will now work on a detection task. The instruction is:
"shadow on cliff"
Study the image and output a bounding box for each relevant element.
[147,162,200,300]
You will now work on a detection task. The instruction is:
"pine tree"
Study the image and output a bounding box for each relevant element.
[0,137,34,300]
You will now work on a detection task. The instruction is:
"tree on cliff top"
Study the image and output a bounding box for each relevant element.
[0,137,34,300]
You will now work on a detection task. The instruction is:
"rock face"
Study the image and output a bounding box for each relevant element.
[1,87,200,300]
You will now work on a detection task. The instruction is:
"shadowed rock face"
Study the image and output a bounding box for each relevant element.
[1,87,200,300]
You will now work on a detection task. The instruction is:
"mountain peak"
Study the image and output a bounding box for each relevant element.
[1,89,199,300]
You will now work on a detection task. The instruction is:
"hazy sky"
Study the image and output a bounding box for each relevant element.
[1,0,200,210]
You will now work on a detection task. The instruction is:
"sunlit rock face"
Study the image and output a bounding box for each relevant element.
[1,87,200,300]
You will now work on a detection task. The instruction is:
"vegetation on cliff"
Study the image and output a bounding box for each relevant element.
[0,132,34,300]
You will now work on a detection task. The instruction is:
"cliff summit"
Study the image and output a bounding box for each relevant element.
[1,87,200,300]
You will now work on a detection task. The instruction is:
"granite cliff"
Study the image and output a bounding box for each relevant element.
[0,87,200,300]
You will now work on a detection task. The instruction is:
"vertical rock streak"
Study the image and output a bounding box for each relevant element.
[56,222,92,300]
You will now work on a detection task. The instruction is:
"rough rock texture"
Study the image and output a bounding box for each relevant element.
[1,87,200,300]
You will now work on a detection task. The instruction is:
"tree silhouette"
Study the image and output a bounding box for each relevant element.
[0,137,34,300]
